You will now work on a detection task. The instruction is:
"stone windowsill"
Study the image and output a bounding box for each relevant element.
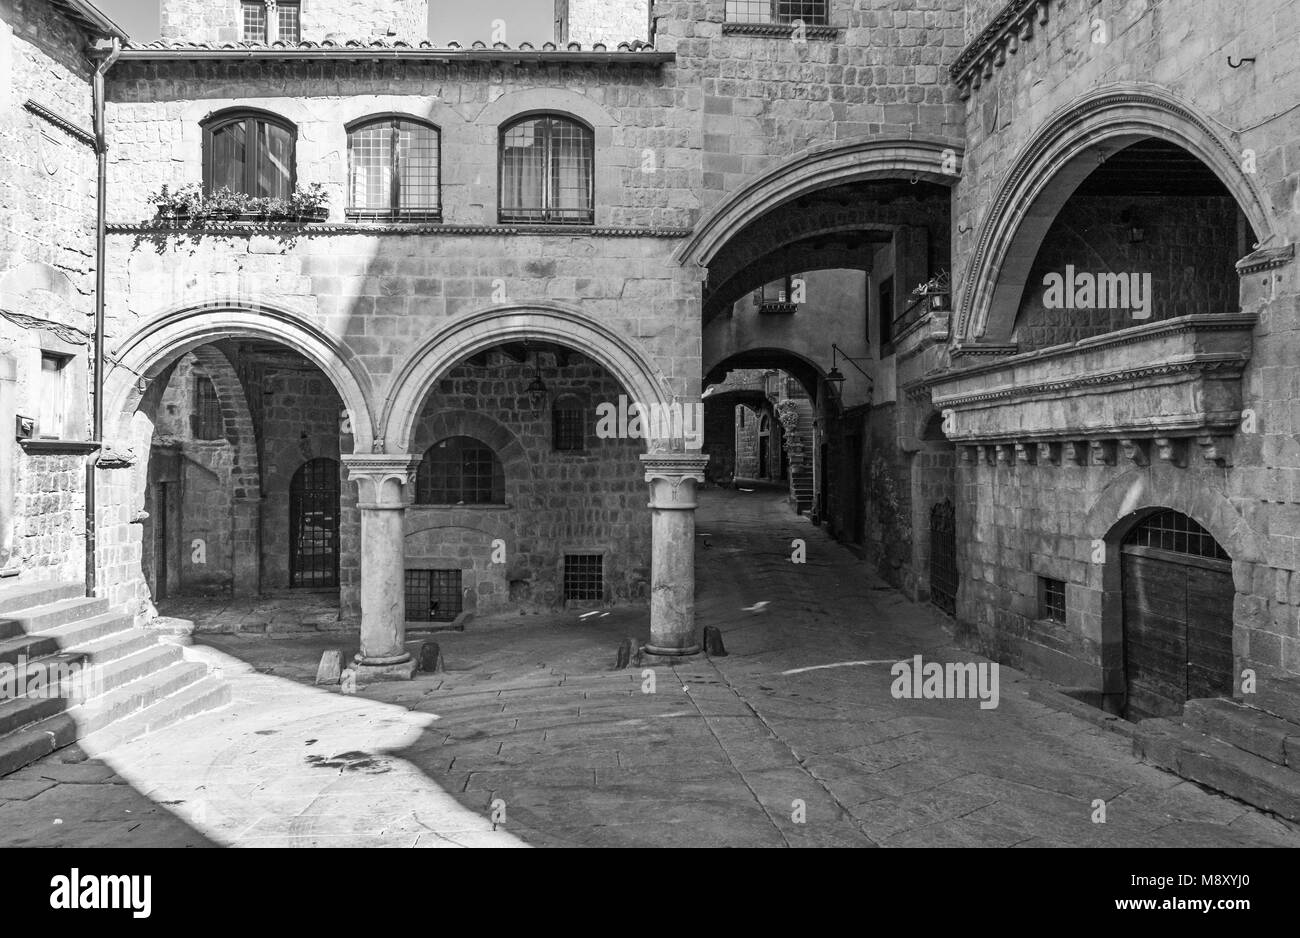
[409,503,513,510]
[721,22,842,40]
[926,312,1258,444]
[18,438,101,455]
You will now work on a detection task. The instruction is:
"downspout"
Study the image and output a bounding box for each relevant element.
[86,37,122,598]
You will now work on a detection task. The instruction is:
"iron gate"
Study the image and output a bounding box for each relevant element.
[290,457,340,588]
[929,498,958,615]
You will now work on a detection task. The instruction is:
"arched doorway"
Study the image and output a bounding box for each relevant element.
[289,457,341,588]
[1121,509,1234,719]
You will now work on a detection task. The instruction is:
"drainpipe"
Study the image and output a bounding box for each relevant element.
[86,37,122,599]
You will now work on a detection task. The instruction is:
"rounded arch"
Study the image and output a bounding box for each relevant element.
[956,85,1274,344]
[474,88,617,130]
[411,408,532,485]
[187,343,261,497]
[1085,464,1262,567]
[382,304,675,454]
[106,304,377,452]
[344,111,441,134]
[199,105,296,132]
[703,346,830,402]
[678,136,964,269]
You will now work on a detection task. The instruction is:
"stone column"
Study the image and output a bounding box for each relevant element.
[342,454,421,681]
[641,453,709,656]
[230,495,261,598]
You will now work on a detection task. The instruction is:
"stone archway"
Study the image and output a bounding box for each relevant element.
[677,136,964,271]
[1084,465,1263,711]
[98,305,377,617]
[956,86,1274,345]
[381,303,677,455]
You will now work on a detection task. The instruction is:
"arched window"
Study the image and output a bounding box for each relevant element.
[347,116,441,220]
[203,109,296,200]
[499,114,594,224]
[416,436,505,505]
[552,395,585,452]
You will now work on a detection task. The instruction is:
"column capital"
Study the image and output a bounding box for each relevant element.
[342,453,421,508]
[641,453,709,510]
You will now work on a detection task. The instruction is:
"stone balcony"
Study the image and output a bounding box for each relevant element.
[922,313,1257,467]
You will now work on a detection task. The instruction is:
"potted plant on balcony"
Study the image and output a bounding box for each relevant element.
[148,183,204,225]
[289,183,329,222]
[911,269,951,309]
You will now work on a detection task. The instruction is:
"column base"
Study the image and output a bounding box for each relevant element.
[352,654,417,682]
[642,643,701,657]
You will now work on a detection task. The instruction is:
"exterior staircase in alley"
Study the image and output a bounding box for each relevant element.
[1133,669,1300,823]
[785,398,816,514]
[0,580,230,777]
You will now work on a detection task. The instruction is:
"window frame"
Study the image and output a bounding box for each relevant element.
[551,394,586,453]
[415,436,506,506]
[201,108,298,200]
[1037,576,1067,624]
[193,374,225,441]
[242,1,300,42]
[498,113,596,226]
[275,1,301,42]
[37,352,70,440]
[345,114,443,222]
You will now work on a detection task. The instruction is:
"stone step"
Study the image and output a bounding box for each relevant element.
[77,675,231,756]
[0,596,111,641]
[0,643,183,737]
[0,612,135,667]
[0,660,213,777]
[0,581,82,616]
[1237,665,1300,724]
[1133,717,1300,822]
[1184,697,1300,771]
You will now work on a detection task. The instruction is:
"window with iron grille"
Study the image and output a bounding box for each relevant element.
[1124,510,1230,560]
[1038,577,1066,623]
[500,115,594,225]
[552,397,585,452]
[347,117,441,220]
[564,554,604,602]
[405,569,462,622]
[276,1,301,42]
[193,375,224,440]
[241,1,267,41]
[203,109,296,200]
[725,0,828,25]
[416,436,505,505]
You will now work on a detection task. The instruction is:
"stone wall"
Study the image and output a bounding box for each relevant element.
[160,0,430,43]
[0,0,98,586]
[405,351,651,613]
[1012,195,1243,350]
[568,0,649,44]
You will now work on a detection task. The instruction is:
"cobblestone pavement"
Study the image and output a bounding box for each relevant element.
[2,487,1297,847]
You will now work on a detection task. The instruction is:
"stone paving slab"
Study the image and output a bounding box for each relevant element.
[3,488,1300,847]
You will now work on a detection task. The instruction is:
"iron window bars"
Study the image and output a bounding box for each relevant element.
[405,569,463,622]
[347,117,442,221]
[416,436,506,505]
[564,554,604,602]
[724,0,829,25]
[499,115,595,225]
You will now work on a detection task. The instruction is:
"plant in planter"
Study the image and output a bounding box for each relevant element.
[148,183,204,222]
[288,183,329,221]
[205,186,244,219]
[911,269,951,309]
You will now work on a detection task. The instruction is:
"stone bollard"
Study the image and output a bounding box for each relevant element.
[703,626,727,657]
[340,669,357,694]
[615,637,635,670]
[418,641,443,674]
[315,649,343,685]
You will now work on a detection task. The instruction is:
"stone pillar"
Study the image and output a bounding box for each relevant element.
[230,495,261,597]
[342,454,421,681]
[641,453,709,656]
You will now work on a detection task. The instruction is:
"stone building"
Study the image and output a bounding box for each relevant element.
[2,0,1300,803]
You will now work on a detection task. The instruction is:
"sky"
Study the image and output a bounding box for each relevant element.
[96,0,555,44]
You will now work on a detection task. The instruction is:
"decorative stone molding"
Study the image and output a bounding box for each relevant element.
[24,100,96,149]
[1014,442,1035,464]
[641,453,709,510]
[1197,434,1234,467]
[951,0,1052,100]
[1236,243,1294,276]
[1118,438,1149,467]
[1062,442,1086,466]
[342,454,421,508]
[720,22,841,41]
[1154,437,1187,468]
[110,222,693,238]
[96,443,138,468]
[1037,441,1057,465]
[1089,440,1116,466]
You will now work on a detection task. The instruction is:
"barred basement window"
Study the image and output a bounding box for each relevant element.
[499,115,594,225]
[347,116,441,220]
[564,554,604,602]
[725,0,828,25]
[405,569,462,623]
[193,375,224,440]
[1038,577,1066,623]
[552,397,585,452]
[416,436,505,505]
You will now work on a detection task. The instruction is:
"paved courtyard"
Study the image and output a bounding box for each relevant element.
[1,487,1296,848]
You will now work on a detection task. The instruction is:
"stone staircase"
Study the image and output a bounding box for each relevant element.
[785,399,816,514]
[0,580,230,777]
[1133,670,1300,823]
